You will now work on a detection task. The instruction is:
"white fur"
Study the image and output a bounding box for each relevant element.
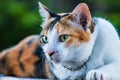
[38,2,50,28]
[42,17,120,80]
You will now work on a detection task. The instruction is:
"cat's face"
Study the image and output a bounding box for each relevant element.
[39,2,94,70]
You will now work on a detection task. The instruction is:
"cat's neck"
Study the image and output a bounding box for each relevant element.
[87,18,120,67]
[92,18,119,53]
[50,62,74,79]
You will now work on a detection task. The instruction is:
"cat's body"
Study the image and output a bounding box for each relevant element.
[0,35,53,78]
[48,18,120,80]
[39,2,120,80]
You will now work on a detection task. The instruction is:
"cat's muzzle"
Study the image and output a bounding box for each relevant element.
[48,51,61,63]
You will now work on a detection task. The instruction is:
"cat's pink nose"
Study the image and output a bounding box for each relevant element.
[47,50,60,63]
[47,50,55,57]
[48,51,55,57]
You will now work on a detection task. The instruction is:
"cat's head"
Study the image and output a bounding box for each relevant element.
[39,2,94,70]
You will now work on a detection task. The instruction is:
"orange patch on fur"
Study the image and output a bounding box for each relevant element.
[56,16,90,47]
[19,39,40,77]
[0,35,53,78]
[1,35,40,77]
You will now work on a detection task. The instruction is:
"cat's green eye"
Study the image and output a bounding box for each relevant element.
[59,35,69,42]
[41,35,48,43]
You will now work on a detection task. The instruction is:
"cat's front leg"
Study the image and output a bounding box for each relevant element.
[86,70,110,80]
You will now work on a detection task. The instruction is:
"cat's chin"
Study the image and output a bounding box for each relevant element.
[61,59,87,71]
[50,56,62,64]
[52,59,61,63]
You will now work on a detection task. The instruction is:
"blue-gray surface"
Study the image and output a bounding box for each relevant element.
[0,77,50,80]
[0,74,51,80]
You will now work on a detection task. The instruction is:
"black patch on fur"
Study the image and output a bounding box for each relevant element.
[27,39,34,46]
[33,46,48,78]
[18,48,23,60]
[34,46,44,57]
[44,8,59,18]
[34,59,47,78]
[19,62,25,72]
[48,13,70,30]
[0,56,6,69]
[18,48,25,72]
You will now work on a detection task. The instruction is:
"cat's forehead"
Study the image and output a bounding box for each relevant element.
[41,13,71,34]
[41,15,90,39]
[41,12,90,43]
[41,14,90,47]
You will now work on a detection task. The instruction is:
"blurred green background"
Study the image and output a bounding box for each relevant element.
[0,0,120,51]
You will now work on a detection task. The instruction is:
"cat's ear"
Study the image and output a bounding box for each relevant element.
[38,2,57,27]
[38,2,50,19]
[69,3,91,31]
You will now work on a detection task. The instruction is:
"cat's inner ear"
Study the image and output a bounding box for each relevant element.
[69,3,92,31]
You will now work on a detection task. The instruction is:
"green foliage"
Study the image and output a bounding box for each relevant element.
[0,0,120,51]
[0,0,42,50]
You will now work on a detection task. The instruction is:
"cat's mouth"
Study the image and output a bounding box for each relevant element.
[62,59,88,71]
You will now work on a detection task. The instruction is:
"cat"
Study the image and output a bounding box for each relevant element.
[39,2,120,80]
[0,35,53,79]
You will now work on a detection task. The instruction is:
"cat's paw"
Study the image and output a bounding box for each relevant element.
[86,70,110,80]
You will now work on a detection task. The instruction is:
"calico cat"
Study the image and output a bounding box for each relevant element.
[0,35,53,78]
[39,2,120,80]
